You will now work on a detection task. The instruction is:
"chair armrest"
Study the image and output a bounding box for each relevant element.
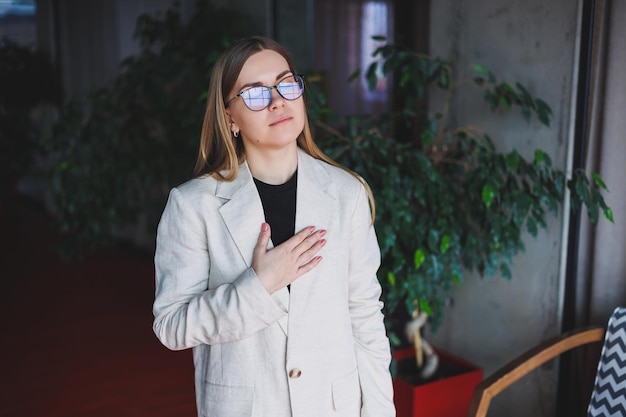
[466,327,605,417]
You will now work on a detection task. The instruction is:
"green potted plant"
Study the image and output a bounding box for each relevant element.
[308,38,612,417]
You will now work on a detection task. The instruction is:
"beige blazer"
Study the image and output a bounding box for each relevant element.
[153,149,395,417]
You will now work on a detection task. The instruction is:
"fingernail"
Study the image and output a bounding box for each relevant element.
[309,226,316,233]
[262,223,269,232]
[316,256,323,263]
[319,230,327,237]
[320,239,327,246]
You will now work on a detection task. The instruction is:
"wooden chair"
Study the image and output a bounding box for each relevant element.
[466,307,626,417]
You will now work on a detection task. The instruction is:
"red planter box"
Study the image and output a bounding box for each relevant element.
[393,347,483,417]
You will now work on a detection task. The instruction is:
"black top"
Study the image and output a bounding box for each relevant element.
[253,170,297,247]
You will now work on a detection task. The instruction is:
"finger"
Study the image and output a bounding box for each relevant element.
[294,229,326,254]
[298,238,326,262]
[294,225,316,241]
[281,226,316,250]
[254,223,271,254]
[296,256,323,277]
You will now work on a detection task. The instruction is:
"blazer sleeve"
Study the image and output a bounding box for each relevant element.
[348,183,396,417]
[152,188,286,351]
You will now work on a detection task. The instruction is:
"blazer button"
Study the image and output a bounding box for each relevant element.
[288,368,302,379]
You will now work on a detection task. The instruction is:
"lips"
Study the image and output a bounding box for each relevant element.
[270,115,292,126]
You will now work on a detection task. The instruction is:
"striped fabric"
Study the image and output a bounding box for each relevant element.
[588,307,626,417]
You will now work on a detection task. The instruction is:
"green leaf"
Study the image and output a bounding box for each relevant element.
[473,65,489,75]
[371,35,387,42]
[500,263,512,280]
[414,249,425,269]
[420,128,434,147]
[387,272,396,287]
[535,98,552,126]
[520,103,531,122]
[440,235,451,254]
[542,152,553,167]
[527,217,538,237]
[453,273,462,286]
[499,95,511,111]
[591,173,609,191]
[437,68,449,89]
[604,207,614,223]
[534,149,544,165]
[574,174,591,205]
[506,152,519,171]
[347,68,361,83]
[482,184,495,207]
[388,332,401,347]
[400,70,411,87]
[428,229,440,251]
[366,62,378,91]
[419,299,433,316]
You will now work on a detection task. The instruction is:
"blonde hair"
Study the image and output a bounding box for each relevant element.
[193,36,375,221]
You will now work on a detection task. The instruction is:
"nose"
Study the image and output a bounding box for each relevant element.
[268,86,286,110]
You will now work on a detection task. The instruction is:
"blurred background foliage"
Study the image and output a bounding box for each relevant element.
[0,36,59,198]
[42,0,256,256]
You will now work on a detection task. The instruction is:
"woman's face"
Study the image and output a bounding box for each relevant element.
[225,49,306,154]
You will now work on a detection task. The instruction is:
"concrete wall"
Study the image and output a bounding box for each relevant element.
[428,1,580,416]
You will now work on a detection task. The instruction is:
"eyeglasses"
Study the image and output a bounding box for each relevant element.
[225,74,305,111]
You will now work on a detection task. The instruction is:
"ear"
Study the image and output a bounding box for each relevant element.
[230,121,240,137]
[225,107,232,123]
[224,109,239,133]
[229,120,239,134]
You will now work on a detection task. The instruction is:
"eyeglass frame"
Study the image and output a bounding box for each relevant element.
[225,74,305,111]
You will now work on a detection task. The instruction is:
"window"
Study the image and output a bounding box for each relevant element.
[314,0,394,118]
[360,2,390,103]
[0,0,37,46]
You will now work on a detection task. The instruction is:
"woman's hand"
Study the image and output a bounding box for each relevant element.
[252,223,326,294]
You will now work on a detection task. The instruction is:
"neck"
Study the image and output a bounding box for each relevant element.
[246,145,298,185]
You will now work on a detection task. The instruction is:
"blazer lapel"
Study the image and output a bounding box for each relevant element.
[289,149,338,323]
[217,161,289,335]
[217,162,267,268]
[293,149,337,244]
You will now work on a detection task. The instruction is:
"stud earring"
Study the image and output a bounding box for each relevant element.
[233,131,239,138]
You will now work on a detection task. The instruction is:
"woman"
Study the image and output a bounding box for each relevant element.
[153,36,395,417]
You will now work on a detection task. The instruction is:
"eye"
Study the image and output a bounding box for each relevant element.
[277,75,304,100]
[242,86,266,100]
[241,86,270,110]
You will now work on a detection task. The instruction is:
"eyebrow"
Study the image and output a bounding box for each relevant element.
[237,70,293,91]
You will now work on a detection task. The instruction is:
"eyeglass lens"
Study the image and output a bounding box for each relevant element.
[239,75,304,111]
